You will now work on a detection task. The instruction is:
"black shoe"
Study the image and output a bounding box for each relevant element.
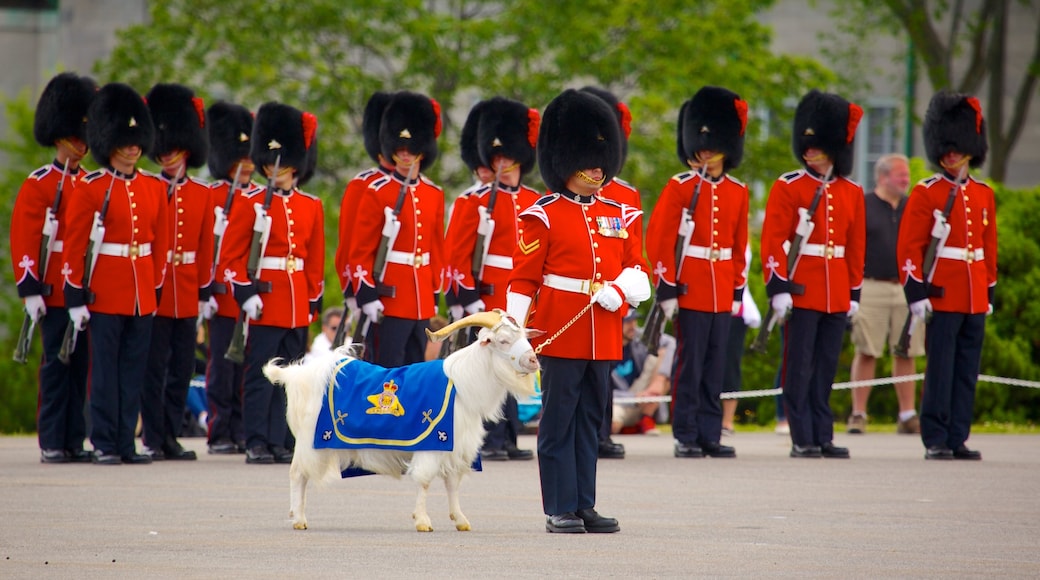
[208,440,237,455]
[790,444,823,458]
[701,442,736,458]
[952,445,982,460]
[821,442,850,459]
[245,445,274,464]
[91,450,122,465]
[270,445,294,464]
[504,443,534,460]
[142,446,165,461]
[576,508,620,533]
[598,439,625,459]
[481,448,509,461]
[674,441,703,458]
[235,440,247,454]
[163,439,198,461]
[545,512,586,533]
[122,453,153,465]
[66,449,93,463]
[924,445,954,460]
[41,449,69,464]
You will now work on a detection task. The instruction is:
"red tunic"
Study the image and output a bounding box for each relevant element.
[334,166,390,294]
[646,171,749,313]
[62,168,170,316]
[219,186,325,329]
[152,174,215,319]
[444,182,541,310]
[760,169,865,313]
[349,172,445,320]
[10,162,88,307]
[508,192,645,360]
[897,173,996,314]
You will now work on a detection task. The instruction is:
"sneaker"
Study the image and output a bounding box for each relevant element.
[846,414,867,434]
[897,415,921,434]
[638,415,660,435]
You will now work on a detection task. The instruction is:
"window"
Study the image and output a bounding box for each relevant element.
[854,100,899,192]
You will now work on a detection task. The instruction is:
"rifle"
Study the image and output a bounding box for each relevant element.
[350,159,421,354]
[750,165,834,354]
[225,156,279,363]
[893,166,965,357]
[199,164,244,333]
[14,159,69,363]
[642,165,707,353]
[58,171,117,364]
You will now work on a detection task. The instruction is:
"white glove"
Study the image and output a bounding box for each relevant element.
[731,300,742,316]
[24,295,46,321]
[909,298,932,320]
[361,299,384,321]
[69,305,90,331]
[506,291,532,325]
[345,296,360,323]
[242,295,263,320]
[449,304,464,321]
[592,285,624,312]
[463,299,485,315]
[771,293,793,317]
[660,298,678,319]
[200,297,219,320]
[987,303,994,316]
[613,267,652,306]
[847,300,860,318]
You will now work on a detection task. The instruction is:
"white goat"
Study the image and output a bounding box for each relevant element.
[263,309,541,532]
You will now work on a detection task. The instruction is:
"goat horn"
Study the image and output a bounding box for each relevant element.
[425,310,504,342]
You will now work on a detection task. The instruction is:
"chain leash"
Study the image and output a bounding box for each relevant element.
[534,302,594,355]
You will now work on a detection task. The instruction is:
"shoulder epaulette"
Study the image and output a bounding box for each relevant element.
[968,175,994,191]
[30,165,52,181]
[420,175,443,191]
[779,170,804,184]
[534,194,560,207]
[612,177,637,192]
[672,171,696,184]
[520,199,552,228]
[597,196,624,210]
[187,175,210,188]
[138,169,159,179]
[242,186,265,199]
[295,189,320,201]
[920,175,941,188]
[83,170,105,183]
[370,175,392,190]
[724,174,746,188]
[470,183,493,199]
[354,167,380,181]
[841,175,862,189]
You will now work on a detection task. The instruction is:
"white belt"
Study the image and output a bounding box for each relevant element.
[484,254,513,269]
[259,256,304,272]
[800,243,845,259]
[386,250,430,267]
[51,240,63,252]
[937,247,984,262]
[166,250,197,265]
[98,242,152,258]
[684,245,733,261]
[543,273,603,296]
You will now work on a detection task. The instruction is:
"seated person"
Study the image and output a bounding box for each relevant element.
[611,311,676,435]
[307,306,344,359]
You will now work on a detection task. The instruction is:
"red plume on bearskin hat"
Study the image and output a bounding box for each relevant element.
[251,102,318,186]
[87,82,155,168]
[206,101,253,181]
[477,96,540,179]
[33,72,96,148]
[677,86,748,172]
[792,89,862,178]
[924,90,987,169]
[580,86,630,168]
[145,83,209,169]
[460,99,490,173]
[363,91,393,165]
[537,89,623,194]
[379,91,440,172]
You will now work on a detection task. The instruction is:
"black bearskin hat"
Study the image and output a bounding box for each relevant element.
[250,102,318,186]
[146,83,209,169]
[206,101,254,181]
[460,99,490,172]
[363,91,393,164]
[537,89,623,194]
[33,72,96,147]
[477,97,540,178]
[677,86,749,172]
[87,83,155,168]
[923,90,987,169]
[579,86,632,167]
[379,91,441,172]
[792,89,862,177]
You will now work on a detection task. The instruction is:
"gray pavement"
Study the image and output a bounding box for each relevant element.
[2,431,1039,579]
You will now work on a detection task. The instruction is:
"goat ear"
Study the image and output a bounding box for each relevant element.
[525,328,546,339]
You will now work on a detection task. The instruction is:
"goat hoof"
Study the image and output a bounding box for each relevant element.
[455,522,471,531]
[292,521,308,530]
[415,523,433,532]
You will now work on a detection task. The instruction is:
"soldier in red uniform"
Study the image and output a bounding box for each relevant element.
[444,96,541,461]
[202,101,256,455]
[219,102,324,464]
[139,83,213,461]
[349,91,444,367]
[507,89,650,534]
[898,91,995,461]
[334,91,394,329]
[63,83,169,465]
[646,86,750,459]
[10,72,95,463]
[760,90,864,459]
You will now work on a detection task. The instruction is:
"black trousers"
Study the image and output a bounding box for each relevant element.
[370,315,428,367]
[37,306,90,452]
[242,325,306,450]
[141,316,196,449]
[780,308,846,447]
[671,310,730,446]
[537,356,610,516]
[483,395,523,450]
[921,311,985,450]
[205,315,244,445]
[88,312,153,457]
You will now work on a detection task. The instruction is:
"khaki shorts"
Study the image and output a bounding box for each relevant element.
[850,278,925,358]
